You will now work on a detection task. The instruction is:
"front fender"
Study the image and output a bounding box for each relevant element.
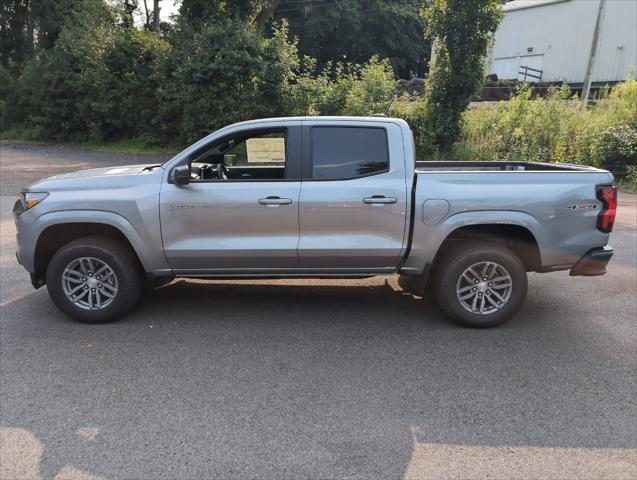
[17,209,169,273]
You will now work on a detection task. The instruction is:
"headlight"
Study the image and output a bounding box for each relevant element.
[21,192,49,210]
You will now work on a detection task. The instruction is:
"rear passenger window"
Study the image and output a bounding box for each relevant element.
[311,127,389,179]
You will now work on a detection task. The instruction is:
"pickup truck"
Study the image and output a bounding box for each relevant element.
[13,116,617,327]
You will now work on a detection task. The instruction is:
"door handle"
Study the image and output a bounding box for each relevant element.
[363,195,398,204]
[258,196,293,205]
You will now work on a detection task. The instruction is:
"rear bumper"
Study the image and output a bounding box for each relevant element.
[570,246,613,276]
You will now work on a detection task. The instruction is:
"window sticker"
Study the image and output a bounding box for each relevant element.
[246,138,285,164]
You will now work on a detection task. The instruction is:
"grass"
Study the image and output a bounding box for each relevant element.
[78,139,179,155]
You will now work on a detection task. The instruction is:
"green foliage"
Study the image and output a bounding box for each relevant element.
[2,0,170,142]
[389,97,430,158]
[275,0,429,79]
[97,28,170,141]
[0,0,87,73]
[157,20,297,142]
[0,0,425,146]
[623,165,637,191]
[10,0,117,140]
[31,0,87,49]
[0,64,17,127]
[1,0,32,73]
[178,0,269,27]
[284,59,353,116]
[420,0,503,152]
[457,78,637,178]
[2,0,635,182]
[344,57,396,115]
[457,83,570,162]
[593,125,637,177]
[284,56,396,117]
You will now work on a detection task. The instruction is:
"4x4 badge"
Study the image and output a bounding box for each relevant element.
[567,203,599,211]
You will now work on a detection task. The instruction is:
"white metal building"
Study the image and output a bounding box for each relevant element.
[488,0,637,84]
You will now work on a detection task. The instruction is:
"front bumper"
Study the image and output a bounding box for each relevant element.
[570,246,613,276]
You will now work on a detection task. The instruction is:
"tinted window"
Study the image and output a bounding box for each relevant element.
[311,127,389,179]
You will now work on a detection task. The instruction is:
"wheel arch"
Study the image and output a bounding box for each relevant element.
[32,220,149,286]
[434,223,542,273]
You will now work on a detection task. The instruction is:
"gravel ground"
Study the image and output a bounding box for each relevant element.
[1,142,635,479]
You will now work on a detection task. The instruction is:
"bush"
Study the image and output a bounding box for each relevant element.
[458,83,572,162]
[343,56,396,116]
[97,28,170,142]
[596,124,637,176]
[0,65,18,129]
[285,56,396,117]
[2,0,171,143]
[455,78,637,178]
[389,96,430,159]
[157,20,298,143]
[623,165,637,190]
[19,0,117,141]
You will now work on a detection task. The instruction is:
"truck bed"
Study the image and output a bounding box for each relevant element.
[415,161,605,173]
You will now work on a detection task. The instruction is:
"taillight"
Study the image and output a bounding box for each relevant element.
[596,185,617,233]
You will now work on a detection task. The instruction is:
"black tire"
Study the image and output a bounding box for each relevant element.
[433,241,527,328]
[46,236,143,323]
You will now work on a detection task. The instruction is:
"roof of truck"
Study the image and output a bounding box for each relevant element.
[225,116,409,127]
[205,116,411,140]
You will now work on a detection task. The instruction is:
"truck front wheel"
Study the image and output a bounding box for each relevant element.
[434,241,528,328]
[46,236,143,323]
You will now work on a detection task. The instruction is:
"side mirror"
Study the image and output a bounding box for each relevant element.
[170,164,191,186]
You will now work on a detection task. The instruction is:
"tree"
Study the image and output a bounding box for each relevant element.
[421,0,503,151]
[178,0,271,27]
[34,0,94,49]
[158,20,297,142]
[0,0,87,73]
[254,0,281,29]
[274,0,429,79]
[0,0,32,73]
[10,0,170,141]
[120,0,138,27]
[153,0,160,32]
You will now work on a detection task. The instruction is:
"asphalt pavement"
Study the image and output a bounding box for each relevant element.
[1,142,636,479]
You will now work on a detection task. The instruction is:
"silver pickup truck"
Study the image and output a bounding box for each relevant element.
[13,117,617,327]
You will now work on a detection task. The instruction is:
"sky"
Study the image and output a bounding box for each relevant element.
[158,0,181,21]
[108,0,182,25]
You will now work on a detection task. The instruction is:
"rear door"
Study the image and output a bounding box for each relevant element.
[297,122,408,271]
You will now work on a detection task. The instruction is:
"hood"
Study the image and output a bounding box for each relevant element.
[40,164,161,181]
[26,164,163,192]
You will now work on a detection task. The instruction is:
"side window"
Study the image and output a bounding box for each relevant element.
[190,130,287,181]
[311,127,389,180]
[224,132,286,167]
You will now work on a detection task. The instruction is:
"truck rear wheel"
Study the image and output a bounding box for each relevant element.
[433,241,527,328]
[46,236,143,323]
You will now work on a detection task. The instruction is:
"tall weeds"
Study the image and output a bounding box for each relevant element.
[454,78,637,178]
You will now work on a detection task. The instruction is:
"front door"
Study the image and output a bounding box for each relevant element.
[160,125,302,273]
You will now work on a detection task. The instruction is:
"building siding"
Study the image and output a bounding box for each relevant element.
[488,0,637,83]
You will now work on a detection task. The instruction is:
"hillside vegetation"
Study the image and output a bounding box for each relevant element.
[1,0,634,184]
